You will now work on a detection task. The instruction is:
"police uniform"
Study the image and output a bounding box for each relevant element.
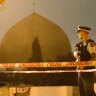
[74,26,96,96]
[75,39,96,62]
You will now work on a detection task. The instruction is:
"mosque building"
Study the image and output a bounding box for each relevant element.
[0,12,74,63]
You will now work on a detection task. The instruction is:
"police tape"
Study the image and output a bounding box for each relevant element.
[0,69,96,73]
[0,61,96,68]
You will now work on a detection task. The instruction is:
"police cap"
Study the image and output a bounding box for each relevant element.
[77,25,91,33]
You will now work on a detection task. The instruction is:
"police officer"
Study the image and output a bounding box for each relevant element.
[74,25,96,96]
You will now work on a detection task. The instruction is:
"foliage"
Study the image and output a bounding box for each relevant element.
[0,0,5,5]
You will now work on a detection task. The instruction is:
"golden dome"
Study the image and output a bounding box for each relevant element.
[0,13,72,62]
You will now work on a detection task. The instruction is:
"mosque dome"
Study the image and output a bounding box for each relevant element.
[0,12,72,63]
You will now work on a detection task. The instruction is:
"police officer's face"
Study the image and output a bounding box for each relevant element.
[78,31,89,41]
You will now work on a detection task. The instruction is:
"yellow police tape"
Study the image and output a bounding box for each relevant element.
[0,61,95,68]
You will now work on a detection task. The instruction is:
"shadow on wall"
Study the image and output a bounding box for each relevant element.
[29,37,43,62]
[29,37,75,62]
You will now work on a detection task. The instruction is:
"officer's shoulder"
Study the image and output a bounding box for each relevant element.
[87,39,95,44]
[86,39,95,47]
[88,42,96,47]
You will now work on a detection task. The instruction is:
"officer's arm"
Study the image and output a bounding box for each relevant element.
[87,42,96,61]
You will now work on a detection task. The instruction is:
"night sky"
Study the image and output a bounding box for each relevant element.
[0,0,96,51]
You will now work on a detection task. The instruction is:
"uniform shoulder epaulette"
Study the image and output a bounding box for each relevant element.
[86,39,96,46]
